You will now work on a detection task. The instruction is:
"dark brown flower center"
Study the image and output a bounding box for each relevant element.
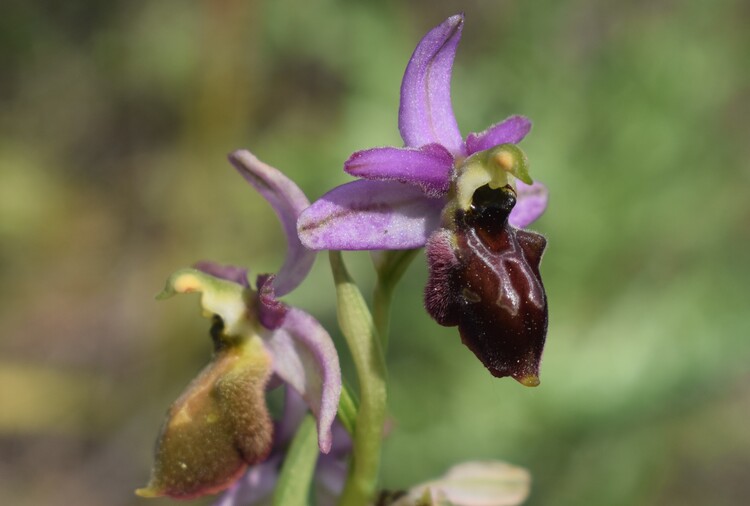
[464,184,517,235]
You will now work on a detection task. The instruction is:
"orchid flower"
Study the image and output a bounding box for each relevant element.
[136,150,341,499]
[298,14,549,386]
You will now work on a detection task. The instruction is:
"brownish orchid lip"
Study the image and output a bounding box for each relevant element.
[135,464,249,500]
[425,178,548,385]
[138,338,274,500]
[515,375,541,388]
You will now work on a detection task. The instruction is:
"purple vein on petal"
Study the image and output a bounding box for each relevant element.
[297,180,445,251]
[344,143,454,197]
[465,115,532,155]
[228,150,315,297]
[399,14,464,154]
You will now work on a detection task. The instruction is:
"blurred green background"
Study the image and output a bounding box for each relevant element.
[1,0,748,505]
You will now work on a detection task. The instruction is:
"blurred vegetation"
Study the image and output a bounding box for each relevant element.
[1,1,748,505]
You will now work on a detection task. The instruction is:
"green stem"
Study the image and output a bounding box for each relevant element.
[272,415,318,506]
[372,283,393,351]
[330,251,388,506]
[373,249,419,350]
[338,382,359,436]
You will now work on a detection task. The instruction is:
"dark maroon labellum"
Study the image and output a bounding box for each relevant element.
[425,185,548,386]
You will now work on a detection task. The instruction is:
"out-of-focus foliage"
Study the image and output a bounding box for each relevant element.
[1,1,748,505]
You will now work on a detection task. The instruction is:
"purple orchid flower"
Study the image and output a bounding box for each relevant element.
[137,150,341,499]
[297,14,549,386]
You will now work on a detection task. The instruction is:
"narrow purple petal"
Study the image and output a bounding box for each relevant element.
[465,116,533,155]
[263,307,341,453]
[228,150,315,296]
[211,456,281,506]
[255,274,288,330]
[399,14,465,154]
[344,143,454,197]
[193,261,249,287]
[509,181,548,228]
[297,180,444,250]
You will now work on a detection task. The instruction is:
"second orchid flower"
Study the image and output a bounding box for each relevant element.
[298,14,550,386]
[137,151,341,499]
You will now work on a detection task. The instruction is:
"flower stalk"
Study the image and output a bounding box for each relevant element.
[372,249,420,350]
[271,415,318,506]
[330,251,388,506]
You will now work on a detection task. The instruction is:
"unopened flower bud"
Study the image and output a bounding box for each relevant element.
[390,460,530,506]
